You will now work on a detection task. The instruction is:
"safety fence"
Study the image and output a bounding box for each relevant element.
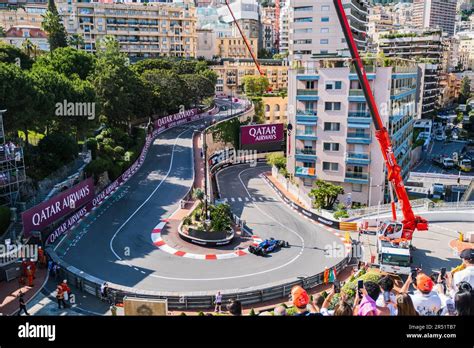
[46,245,351,310]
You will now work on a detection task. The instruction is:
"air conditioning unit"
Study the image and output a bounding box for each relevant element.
[466,232,474,243]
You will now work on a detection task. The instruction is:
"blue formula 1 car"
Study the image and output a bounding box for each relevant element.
[248,238,290,256]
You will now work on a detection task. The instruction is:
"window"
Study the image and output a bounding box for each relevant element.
[321,5,330,11]
[320,50,328,54]
[320,28,329,33]
[323,143,340,151]
[295,6,313,11]
[321,17,329,22]
[320,39,328,45]
[323,162,339,171]
[295,28,313,34]
[326,81,342,90]
[352,184,363,192]
[295,17,313,23]
[324,122,341,131]
[325,102,342,111]
[295,39,312,45]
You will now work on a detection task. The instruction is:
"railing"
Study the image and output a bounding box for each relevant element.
[347,152,370,160]
[296,68,319,75]
[296,149,316,155]
[296,131,317,137]
[296,109,317,116]
[296,89,318,96]
[349,89,364,96]
[348,111,370,118]
[347,132,371,139]
[345,172,369,180]
[346,198,431,218]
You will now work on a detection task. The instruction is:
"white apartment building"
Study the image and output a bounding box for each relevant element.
[278,1,289,54]
[286,0,417,207]
[288,57,417,207]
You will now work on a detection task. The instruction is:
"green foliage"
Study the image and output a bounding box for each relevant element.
[285,307,298,316]
[309,180,345,210]
[460,76,471,104]
[241,75,270,97]
[42,0,68,51]
[37,133,78,173]
[85,157,113,180]
[333,203,349,219]
[211,117,242,148]
[34,47,96,80]
[86,138,98,160]
[209,203,232,232]
[0,206,11,237]
[193,188,205,202]
[341,271,381,301]
[266,153,286,170]
[0,42,33,69]
[249,308,256,316]
[183,215,192,226]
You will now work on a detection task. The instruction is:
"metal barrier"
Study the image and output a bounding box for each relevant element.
[47,245,350,310]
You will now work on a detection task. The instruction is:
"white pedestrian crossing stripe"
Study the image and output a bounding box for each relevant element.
[237,197,242,202]
[231,197,235,202]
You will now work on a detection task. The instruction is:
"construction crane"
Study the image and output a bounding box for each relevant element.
[333,0,428,241]
[224,0,265,77]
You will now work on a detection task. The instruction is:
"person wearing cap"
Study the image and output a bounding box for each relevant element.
[401,272,442,316]
[451,248,474,291]
[290,286,321,316]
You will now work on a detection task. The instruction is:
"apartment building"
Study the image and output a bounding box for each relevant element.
[262,6,277,54]
[457,31,474,71]
[0,4,46,30]
[377,30,443,118]
[212,58,288,95]
[56,0,197,58]
[288,57,417,207]
[412,0,457,37]
[278,1,289,54]
[289,0,367,61]
[215,36,258,58]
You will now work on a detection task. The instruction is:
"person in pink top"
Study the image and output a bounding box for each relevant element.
[353,281,383,316]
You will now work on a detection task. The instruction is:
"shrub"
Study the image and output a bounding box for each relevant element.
[285,307,298,316]
[0,206,11,237]
[86,138,98,160]
[183,216,192,226]
[198,311,205,316]
[266,153,286,170]
[341,271,381,301]
[38,133,79,172]
[114,146,125,158]
[85,157,112,180]
[249,308,256,316]
[334,210,349,219]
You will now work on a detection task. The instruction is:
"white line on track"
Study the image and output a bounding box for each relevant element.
[109,126,194,263]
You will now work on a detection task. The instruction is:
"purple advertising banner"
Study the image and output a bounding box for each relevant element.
[240,123,284,145]
[45,107,218,245]
[22,177,95,236]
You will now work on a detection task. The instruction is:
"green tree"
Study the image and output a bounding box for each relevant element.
[459,76,471,104]
[68,33,84,50]
[37,132,78,172]
[35,47,96,80]
[192,188,205,203]
[309,179,345,210]
[241,75,270,97]
[181,74,216,107]
[140,69,185,114]
[266,153,286,170]
[21,38,38,59]
[0,62,37,142]
[209,203,232,232]
[42,0,68,51]
[0,42,34,69]
[0,26,5,38]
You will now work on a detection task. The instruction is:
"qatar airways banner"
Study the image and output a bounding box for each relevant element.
[45,107,217,245]
[240,123,284,151]
[22,178,95,236]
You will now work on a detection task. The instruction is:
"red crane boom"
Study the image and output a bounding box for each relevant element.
[225,0,265,77]
[333,0,428,239]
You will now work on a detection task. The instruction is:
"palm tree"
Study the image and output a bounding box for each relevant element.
[69,33,84,49]
[22,38,34,57]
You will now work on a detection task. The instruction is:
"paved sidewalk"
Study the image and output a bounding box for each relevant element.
[0,267,48,316]
[18,278,116,316]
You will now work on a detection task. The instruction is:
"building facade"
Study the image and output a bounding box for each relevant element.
[212,58,288,96]
[56,0,197,58]
[377,30,443,118]
[412,0,457,37]
[287,57,417,207]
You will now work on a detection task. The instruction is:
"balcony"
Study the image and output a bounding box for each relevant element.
[297,89,318,96]
[347,132,372,144]
[296,89,319,101]
[344,172,369,183]
[295,166,316,178]
[295,148,317,161]
[348,111,371,124]
[295,130,318,141]
[348,89,366,102]
[296,109,317,122]
[346,152,370,165]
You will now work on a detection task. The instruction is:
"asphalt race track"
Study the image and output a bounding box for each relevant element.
[54,114,344,294]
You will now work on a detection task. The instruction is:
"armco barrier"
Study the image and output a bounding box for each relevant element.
[46,246,350,310]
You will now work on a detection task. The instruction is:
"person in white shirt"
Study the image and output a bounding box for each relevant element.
[214,291,223,313]
[401,272,442,316]
[451,248,474,292]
